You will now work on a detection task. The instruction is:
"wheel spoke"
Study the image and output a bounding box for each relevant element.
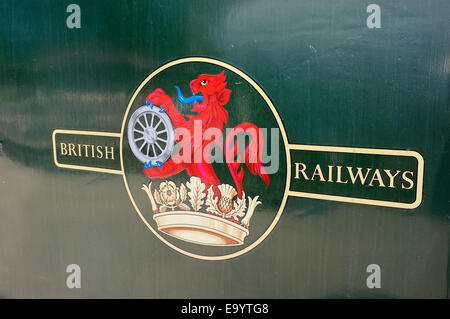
[137,119,146,130]
[153,118,162,129]
[134,128,144,134]
[135,137,144,142]
[155,142,163,152]
[142,114,149,128]
[157,137,167,142]
[146,143,150,156]
[152,143,157,156]
[150,114,154,128]
[157,129,167,135]
[139,142,147,151]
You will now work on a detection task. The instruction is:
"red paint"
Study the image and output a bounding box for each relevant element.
[143,71,269,198]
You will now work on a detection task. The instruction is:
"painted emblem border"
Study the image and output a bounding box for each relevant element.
[119,57,291,260]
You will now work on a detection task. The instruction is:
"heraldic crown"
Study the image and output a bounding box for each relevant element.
[141,176,262,246]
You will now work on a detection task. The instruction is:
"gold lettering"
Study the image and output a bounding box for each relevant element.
[311,164,326,182]
[383,169,401,188]
[327,165,334,182]
[57,143,116,159]
[105,146,114,160]
[402,171,414,189]
[83,144,90,157]
[369,169,386,187]
[60,143,68,155]
[96,145,103,159]
[68,143,76,156]
[294,163,309,180]
[347,167,372,185]
[336,166,348,184]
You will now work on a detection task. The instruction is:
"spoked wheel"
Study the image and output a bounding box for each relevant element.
[127,105,175,166]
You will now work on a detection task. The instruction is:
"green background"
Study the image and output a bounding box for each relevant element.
[0,0,448,298]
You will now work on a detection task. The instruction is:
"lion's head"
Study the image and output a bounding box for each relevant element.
[190,71,231,107]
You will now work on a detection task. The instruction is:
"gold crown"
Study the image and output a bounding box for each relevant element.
[141,176,262,246]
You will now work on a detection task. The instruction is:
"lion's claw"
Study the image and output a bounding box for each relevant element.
[145,100,154,109]
[145,89,173,111]
[143,161,163,169]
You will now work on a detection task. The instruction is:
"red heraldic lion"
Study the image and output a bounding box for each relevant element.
[143,71,269,198]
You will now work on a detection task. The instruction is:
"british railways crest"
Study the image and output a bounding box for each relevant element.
[52,57,424,260]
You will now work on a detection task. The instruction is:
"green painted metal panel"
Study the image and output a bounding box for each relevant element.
[0,0,448,298]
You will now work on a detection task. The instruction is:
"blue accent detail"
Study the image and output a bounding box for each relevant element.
[156,161,162,167]
[145,100,149,105]
[175,85,204,104]
[150,102,154,109]
[144,162,148,169]
[159,108,165,113]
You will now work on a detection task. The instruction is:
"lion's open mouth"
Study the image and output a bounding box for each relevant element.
[175,85,204,104]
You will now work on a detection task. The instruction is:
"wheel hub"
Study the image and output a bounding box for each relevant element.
[144,128,157,144]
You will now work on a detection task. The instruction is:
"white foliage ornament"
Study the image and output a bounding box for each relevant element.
[186,176,206,212]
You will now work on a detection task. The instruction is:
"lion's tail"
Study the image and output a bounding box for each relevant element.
[225,123,270,198]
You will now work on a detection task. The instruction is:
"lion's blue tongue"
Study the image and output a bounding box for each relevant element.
[175,86,204,104]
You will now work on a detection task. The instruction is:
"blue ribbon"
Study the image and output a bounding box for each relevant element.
[175,86,204,104]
